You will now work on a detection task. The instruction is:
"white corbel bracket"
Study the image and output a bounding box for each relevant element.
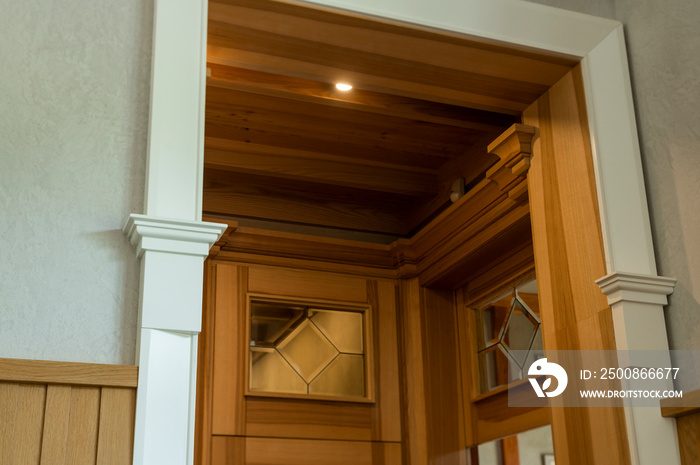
[596,271,677,307]
[124,214,227,258]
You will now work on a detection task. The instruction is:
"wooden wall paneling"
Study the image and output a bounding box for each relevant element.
[0,362,137,465]
[65,387,101,465]
[245,398,373,441]
[40,385,101,465]
[247,266,367,303]
[420,287,468,465]
[0,383,19,464]
[244,437,374,465]
[368,280,402,443]
[95,388,136,465]
[397,278,429,465]
[372,442,403,465]
[40,385,73,465]
[211,436,246,465]
[0,382,46,465]
[523,65,631,465]
[212,264,248,436]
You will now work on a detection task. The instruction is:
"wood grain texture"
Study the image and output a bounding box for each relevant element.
[0,358,137,388]
[397,279,429,465]
[207,64,513,131]
[211,436,245,465]
[248,266,368,303]
[523,65,630,465]
[244,437,374,465]
[95,388,136,465]
[245,397,373,441]
[208,0,575,113]
[65,387,100,465]
[40,385,73,465]
[0,382,46,465]
[203,0,572,234]
[420,287,469,465]
[0,373,135,465]
[661,389,700,418]
[368,280,402,443]
[676,414,700,465]
[211,264,248,436]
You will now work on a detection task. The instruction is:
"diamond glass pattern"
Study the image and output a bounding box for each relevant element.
[249,299,367,399]
[278,320,339,383]
[476,279,541,393]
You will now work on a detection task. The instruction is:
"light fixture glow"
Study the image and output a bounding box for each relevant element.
[335,83,353,91]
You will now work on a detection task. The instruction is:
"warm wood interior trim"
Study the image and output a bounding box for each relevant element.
[661,390,700,418]
[205,124,537,290]
[0,358,138,388]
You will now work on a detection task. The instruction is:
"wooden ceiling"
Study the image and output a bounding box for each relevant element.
[204,0,577,237]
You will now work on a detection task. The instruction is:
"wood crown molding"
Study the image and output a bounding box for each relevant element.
[596,271,677,306]
[209,125,538,289]
[124,214,227,257]
[486,123,538,204]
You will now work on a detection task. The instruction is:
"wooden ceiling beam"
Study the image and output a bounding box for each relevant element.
[206,64,515,131]
[205,121,451,169]
[204,146,440,198]
[208,1,576,85]
[207,49,527,115]
[203,170,411,235]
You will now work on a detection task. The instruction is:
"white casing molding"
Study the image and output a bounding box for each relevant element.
[125,214,226,465]
[125,1,226,465]
[597,272,677,308]
[597,272,679,465]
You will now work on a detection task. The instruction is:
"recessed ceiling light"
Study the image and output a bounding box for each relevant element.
[335,83,353,91]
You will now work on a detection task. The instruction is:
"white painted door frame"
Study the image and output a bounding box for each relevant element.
[127,0,679,463]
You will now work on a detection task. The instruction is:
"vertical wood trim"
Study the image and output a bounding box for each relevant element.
[96,388,136,465]
[501,436,520,465]
[0,382,20,464]
[40,385,72,465]
[65,387,101,465]
[398,278,429,465]
[369,280,402,443]
[196,260,216,465]
[212,264,248,435]
[523,65,631,465]
[14,384,46,465]
[676,415,700,465]
[421,287,468,465]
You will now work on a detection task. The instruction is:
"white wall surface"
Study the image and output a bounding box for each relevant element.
[524,0,700,356]
[0,0,153,365]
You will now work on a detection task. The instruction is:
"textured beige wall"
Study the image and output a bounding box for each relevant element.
[524,0,700,353]
[0,0,152,365]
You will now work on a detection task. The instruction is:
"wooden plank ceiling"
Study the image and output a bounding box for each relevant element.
[204,0,577,237]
